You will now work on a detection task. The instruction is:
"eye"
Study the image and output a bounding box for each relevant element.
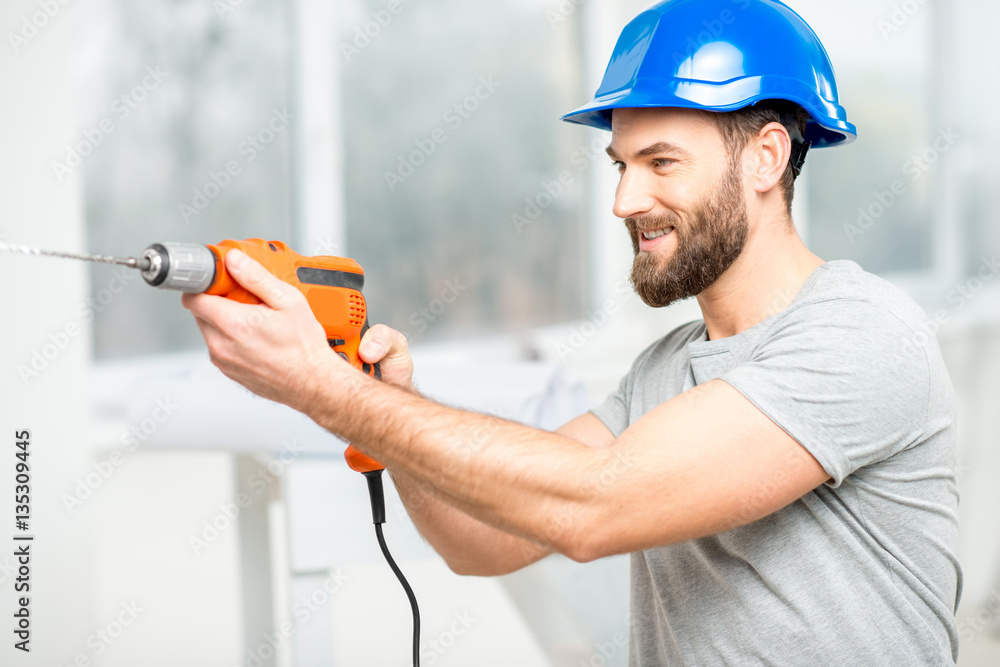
[611,160,625,173]
[651,158,675,168]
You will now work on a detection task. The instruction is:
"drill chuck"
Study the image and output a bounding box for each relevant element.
[140,242,216,293]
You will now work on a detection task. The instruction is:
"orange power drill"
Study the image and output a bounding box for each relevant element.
[137,238,384,474]
[140,238,421,664]
[0,235,422,664]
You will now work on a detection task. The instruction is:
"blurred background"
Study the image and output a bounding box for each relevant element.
[0,0,998,665]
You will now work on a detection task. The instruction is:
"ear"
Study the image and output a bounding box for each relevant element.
[747,121,791,195]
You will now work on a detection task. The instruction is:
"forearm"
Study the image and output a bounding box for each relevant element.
[389,469,552,576]
[384,378,554,574]
[305,366,613,560]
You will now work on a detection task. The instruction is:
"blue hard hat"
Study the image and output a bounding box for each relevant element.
[561,0,856,147]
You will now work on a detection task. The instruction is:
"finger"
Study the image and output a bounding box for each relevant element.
[182,291,245,332]
[190,313,234,364]
[225,249,303,311]
[191,313,225,346]
[359,324,409,363]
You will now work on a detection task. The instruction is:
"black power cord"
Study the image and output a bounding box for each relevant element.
[363,470,421,667]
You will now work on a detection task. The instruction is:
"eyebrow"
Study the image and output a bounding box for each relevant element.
[606,141,692,161]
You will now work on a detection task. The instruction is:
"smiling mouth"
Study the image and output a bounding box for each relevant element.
[641,227,674,240]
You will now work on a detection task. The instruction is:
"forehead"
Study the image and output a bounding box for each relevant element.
[608,107,726,158]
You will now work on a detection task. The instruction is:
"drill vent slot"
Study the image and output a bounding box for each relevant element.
[348,294,366,327]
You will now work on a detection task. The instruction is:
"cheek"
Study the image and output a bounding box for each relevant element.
[667,168,712,202]
[647,167,702,211]
[671,161,735,212]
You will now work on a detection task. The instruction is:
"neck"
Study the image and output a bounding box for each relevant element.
[695,215,825,341]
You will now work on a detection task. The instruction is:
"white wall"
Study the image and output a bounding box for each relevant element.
[0,2,95,663]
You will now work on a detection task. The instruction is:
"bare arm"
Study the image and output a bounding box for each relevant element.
[356,324,615,576]
[182,250,832,564]
[314,374,829,563]
[389,412,615,576]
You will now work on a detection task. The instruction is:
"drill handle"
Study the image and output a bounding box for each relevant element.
[346,446,385,474]
[344,329,385,474]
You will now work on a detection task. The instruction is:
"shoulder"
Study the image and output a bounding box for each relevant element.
[591,319,706,436]
[787,260,930,338]
[753,260,947,419]
[759,260,935,371]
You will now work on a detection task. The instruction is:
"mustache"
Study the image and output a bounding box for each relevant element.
[625,214,679,256]
[625,214,681,235]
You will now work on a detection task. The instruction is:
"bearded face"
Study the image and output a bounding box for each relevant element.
[625,155,749,308]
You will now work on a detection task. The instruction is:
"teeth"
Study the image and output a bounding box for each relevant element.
[642,227,673,240]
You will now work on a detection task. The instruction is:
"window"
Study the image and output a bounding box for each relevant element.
[75,0,293,358]
[793,0,999,318]
[794,0,936,277]
[338,0,589,343]
[76,0,590,360]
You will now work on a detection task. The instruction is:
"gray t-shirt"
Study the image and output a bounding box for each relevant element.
[591,259,962,666]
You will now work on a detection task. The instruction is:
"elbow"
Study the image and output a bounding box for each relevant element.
[445,561,478,576]
[442,555,519,578]
[553,510,613,564]
[440,538,554,577]
[554,451,634,563]
[445,559,494,577]
[561,536,606,564]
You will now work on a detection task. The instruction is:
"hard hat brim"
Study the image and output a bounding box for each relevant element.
[561,75,857,148]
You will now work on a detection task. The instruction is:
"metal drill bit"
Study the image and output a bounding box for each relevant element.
[0,241,150,270]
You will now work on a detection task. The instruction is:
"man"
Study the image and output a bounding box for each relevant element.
[183,0,961,664]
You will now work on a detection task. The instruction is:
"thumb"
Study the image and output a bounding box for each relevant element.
[225,249,300,310]
[359,324,409,363]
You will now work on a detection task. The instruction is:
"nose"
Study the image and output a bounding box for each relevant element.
[612,167,656,220]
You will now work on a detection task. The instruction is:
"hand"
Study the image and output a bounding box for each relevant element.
[181,249,353,413]
[358,324,416,392]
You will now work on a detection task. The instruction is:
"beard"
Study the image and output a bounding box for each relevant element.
[625,156,749,308]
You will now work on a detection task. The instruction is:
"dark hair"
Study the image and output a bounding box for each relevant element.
[707,100,810,216]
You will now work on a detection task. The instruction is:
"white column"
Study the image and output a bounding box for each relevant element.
[291,0,347,257]
[287,6,346,664]
[931,0,962,288]
[582,0,632,311]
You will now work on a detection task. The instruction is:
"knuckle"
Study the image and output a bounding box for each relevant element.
[370,324,397,349]
[208,350,227,370]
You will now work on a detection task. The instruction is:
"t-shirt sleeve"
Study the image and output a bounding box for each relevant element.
[719,299,932,487]
[590,368,633,438]
[589,322,703,439]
